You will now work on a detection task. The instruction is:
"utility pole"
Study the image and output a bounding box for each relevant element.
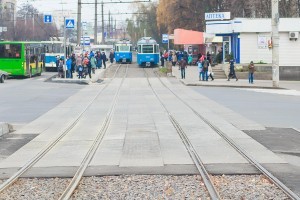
[77,0,81,45]
[272,0,279,87]
[108,11,110,39]
[101,1,104,44]
[94,0,97,44]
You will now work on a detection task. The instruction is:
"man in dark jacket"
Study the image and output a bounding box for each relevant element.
[228,60,238,81]
[101,52,107,69]
[109,51,114,63]
[179,57,187,79]
[202,57,209,81]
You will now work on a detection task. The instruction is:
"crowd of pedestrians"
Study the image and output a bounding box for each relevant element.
[160,50,215,81]
[56,50,114,79]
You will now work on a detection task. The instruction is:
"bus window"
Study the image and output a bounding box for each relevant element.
[138,45,142,53]
[0,44,22,58]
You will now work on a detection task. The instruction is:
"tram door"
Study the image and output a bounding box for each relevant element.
[223,36,231,63]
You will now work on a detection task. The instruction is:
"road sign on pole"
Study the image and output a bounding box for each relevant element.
[44,15,52,23]
[162,34,169,44]
[65,19,75,29]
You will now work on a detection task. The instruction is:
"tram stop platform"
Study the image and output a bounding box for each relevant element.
[51,65,109,84]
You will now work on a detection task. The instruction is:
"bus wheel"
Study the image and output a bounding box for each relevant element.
[0,75,4,83]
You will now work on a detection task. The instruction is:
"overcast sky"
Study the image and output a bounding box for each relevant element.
[16,0,148,24]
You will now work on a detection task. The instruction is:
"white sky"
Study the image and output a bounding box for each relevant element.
[16,0,150,24]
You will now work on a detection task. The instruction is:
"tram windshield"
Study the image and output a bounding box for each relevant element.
[117,45,131,52]
[142,45,154,53]
[0,44,22,58]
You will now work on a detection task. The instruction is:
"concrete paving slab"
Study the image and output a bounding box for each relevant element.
[159,139,193,164]
[90,139,124,166]
[194,139,249,164]
[34,140,93,167]
[119,130,163,167]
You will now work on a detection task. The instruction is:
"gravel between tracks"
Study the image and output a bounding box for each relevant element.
[0,175,290,199]
[0,178,71,200]
[212,175,289,199]
[71,175,208,199]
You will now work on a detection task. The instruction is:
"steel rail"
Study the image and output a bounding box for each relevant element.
[59,64,129,200]
[153,70,300,200]
[0,64,123,194]
[143,69,220,200]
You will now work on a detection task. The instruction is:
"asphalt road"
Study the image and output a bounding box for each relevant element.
[191,87,300,130]
[0,72,85,126]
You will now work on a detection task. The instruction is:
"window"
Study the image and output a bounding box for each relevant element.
[119,46,130,52]
[154,45,159,53]
[0,44,22,58]
[142,45,154,53]
[138,45,142,53]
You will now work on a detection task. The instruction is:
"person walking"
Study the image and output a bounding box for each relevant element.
[208,62,214,81]
[102,52,107,69]
[172,51,177,68]
[57,58,64,78]
[90,54,97,74]
[248,61,255,84]
[202,57,209,81]
[70,53,76,78]
[76,54,83,78]
[66,56,72,78]
[160,52,164,67]
[206,51,212,65]
[188,54,193,66]
[197,59,203,81]
[55,55,60,72]
[96,51,102,69]
[227,60,238,81]
[87,58,92,79]
[109,50,114,63]
[179,57,187,79]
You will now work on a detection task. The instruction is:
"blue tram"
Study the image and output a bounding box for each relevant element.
[137,37,159,67]
[114,39,132,63]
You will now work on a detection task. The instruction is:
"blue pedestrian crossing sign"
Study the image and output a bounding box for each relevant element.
[44,15,52,23]
[65,19,75,29]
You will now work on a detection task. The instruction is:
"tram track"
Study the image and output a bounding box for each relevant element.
[59,64,129,199]
[143,68,220,200]
[0,64,125,197]
[146,68,300,200]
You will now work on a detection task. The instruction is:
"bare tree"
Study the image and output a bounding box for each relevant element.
[14,4,58,41]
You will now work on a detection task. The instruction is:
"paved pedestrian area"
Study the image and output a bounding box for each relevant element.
[171,65,300,91]
[0,64,292,178]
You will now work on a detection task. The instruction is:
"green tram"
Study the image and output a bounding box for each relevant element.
[0,41,45,77]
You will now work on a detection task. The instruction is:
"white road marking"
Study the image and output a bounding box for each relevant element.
[237,88,300,96]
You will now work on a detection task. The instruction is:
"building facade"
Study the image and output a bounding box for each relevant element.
[0,0,16,39]
[206,18,300,80]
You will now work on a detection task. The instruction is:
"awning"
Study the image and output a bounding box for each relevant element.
[205,36,223,43]
[174,29,204,45]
